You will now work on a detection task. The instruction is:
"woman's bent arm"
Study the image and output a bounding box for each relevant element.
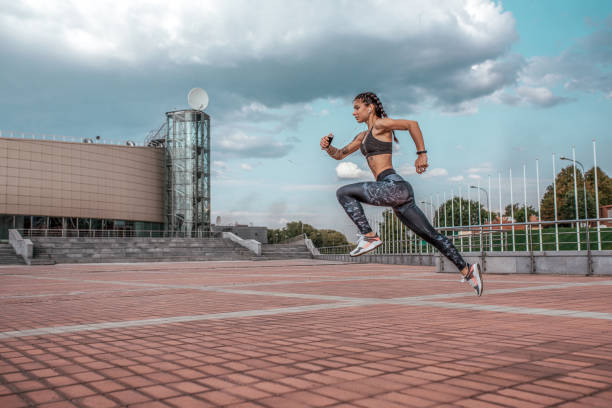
[375,118,425,151]
[321,132,364,160]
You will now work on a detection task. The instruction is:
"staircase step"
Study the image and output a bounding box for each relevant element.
[27,237,314,264]
[30,237,257,264]
[0,244,26,265]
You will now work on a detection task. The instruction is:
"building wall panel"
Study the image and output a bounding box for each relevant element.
[0,138,164,223]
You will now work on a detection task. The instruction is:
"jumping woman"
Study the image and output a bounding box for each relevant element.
[320,92,483,296]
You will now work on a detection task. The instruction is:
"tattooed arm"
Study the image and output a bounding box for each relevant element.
[319,132,365,160]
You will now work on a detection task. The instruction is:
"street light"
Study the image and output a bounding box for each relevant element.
[560,156,588,220]
[420,201,435,226]
[470,186,489,222]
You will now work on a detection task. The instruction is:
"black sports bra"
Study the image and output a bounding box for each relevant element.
[360,127,392,158]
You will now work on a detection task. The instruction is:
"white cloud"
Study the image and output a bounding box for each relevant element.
[519,86,569,107]
[498,86,572,108]
[240,163,253,171]
[0,0,519,113]
[496,25,612,107]
[0,1,516,63]
[449,175,464,182]
[468,174,481,180]
[398,164,417,177]
[215,130,294,158]
[212,160,229,177]
[239,102,268,115]
[467,163,493,174]
[398,165,447,178]
[336,162,370,179]
[423,167,449,178]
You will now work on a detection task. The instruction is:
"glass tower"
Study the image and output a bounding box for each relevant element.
[164,110,211,235]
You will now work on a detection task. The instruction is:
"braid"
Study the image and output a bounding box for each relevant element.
[354,91,399,144]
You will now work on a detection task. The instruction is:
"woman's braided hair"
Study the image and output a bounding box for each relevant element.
[354,91,399,143]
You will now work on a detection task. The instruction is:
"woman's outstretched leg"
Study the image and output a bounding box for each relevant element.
[392,202,467,270]
[392,196,483,296]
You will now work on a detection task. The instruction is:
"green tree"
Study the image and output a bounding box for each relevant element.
[585,167,612,207]
[435,198,494,227]
[541,165,580,221]
[504,203,538,222]
[315,229,349,248]
[558,189,597,221]
[541,165,609,221]
[267,221,348,247]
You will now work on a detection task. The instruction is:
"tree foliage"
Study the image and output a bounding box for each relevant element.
[504,203,538,222]
[585,167,612,207]
[267,221,349,247]
[540,165,610,221]
[435,198,495,227]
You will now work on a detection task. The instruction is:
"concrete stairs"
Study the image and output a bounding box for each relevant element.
[30,237,256,264]
[0,243,26,265]
[258,242,313,260]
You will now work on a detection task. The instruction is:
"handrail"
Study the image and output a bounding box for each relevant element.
[435,217,611,231]
[16,229,221,239]
[9,229,33,264]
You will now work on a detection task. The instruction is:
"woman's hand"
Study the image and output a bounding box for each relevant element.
[415,153,428,174]
[320,133,333,150]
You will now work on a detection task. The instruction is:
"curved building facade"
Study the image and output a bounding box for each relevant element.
[0,137,165,238]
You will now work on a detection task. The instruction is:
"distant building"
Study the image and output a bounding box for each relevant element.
[0,137,165,240]
[1,109,212,240]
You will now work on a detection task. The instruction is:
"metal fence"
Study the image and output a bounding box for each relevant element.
[317,218,612,255]
[0,129,145,146]
[320,139,610,256]
[17,229,222,239]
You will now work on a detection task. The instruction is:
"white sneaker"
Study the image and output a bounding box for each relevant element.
[461,263,484,296]
[350,234,383,257]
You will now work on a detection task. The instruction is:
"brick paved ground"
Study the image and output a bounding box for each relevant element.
[1,260,611,408]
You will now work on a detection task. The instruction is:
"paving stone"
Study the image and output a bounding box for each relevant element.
[0,261,611,407]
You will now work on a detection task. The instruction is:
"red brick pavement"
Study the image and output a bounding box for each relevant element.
[0,260,611,407]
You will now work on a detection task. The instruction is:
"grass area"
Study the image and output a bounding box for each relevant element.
[319,226,611,254]
[447,226,611,252]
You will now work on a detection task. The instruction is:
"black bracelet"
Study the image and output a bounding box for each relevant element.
[416,150,427,155]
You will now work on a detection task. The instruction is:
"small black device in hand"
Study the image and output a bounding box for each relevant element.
[327,135,334,145]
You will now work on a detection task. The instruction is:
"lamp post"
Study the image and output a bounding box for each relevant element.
[470,186,489,222]
[560,156,588,220]
[470,185,490,252]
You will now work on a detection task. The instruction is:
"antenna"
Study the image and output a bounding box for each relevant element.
[188,88,209,111]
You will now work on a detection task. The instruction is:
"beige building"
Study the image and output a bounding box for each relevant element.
[0,137,165,238]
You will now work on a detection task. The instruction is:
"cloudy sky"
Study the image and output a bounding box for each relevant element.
[1,0,611,236]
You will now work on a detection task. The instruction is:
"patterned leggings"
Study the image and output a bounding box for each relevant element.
[336,169,467,271]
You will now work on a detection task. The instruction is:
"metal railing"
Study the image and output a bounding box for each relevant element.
[17,229,222,239]
[0,129,146,147]
[317,217,612,255]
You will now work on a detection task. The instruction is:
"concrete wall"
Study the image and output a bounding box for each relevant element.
[317,250,612,275]
[437,250,612,276]
[317,253,435,266]
[212,225,268,243]
[0,138,164,222]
